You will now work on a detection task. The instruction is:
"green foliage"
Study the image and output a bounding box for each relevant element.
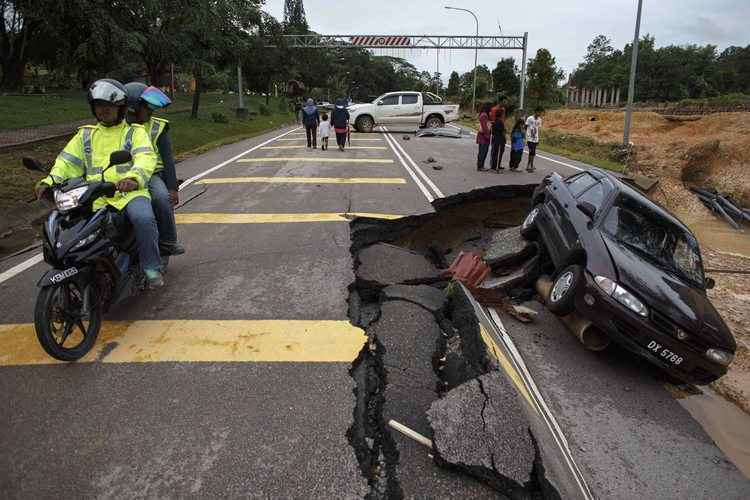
[541,129,627,173]
[258,103,271,115]
[492,58,520,100]
[527,49,565,104]
[211,112,229,123]
[447,71,460,97]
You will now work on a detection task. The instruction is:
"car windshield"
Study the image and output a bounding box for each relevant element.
[602,194,705,286]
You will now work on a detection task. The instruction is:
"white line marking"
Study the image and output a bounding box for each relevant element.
[382,126,445,198]
[0,253,44,285]
[0,127,303,284]
[381,127,434,203]
[487,307,594,500]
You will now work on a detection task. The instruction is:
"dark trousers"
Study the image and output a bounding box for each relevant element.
[477,143,490,170]
[490,141,505,170]
[305,125,317,148]
[509,149,523,170]
[336,132,347,148]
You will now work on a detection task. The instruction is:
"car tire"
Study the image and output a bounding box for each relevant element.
[425,115,444,129]
[356,116,374,133]
[547,264,583,316]
[520,205,541,240]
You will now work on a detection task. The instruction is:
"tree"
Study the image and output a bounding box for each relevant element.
[1,0,47,89]
[283,0,307,31]
[492,58,520,99]
[447,71,460,97]
[526,48,565,103]
[585,35,614,64]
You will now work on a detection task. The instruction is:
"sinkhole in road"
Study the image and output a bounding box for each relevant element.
[344,184,563,499]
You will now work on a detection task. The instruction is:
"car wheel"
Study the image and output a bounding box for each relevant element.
[547,264,583,316]
[356,116,374,133]
[425,115,444,129]
[520,205,541,240]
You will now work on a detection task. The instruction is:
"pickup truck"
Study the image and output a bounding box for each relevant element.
[348,91,460,132]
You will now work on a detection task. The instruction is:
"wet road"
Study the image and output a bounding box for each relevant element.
[0,122,747,497]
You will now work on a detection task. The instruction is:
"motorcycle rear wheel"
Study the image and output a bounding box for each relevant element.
[34,282,102,362]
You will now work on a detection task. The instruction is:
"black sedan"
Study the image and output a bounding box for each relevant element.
[522,168,736,384]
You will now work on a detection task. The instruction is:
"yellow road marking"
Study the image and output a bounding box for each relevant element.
[237,158,394,164]
[0,320,366,365]
[480,325,535,409]
[261,145,387,150]
[275,138,383,142]
[197,177,406,185]
[175,213,402,224]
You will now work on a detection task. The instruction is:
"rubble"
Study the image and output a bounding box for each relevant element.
[382,284,446,313]
[415,128,462,139]
[356,243,439,287]
[483,227,537,268]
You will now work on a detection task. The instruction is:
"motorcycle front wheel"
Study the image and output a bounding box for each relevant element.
[34,281,102,361]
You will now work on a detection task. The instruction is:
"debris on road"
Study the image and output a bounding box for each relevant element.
[691,186,749,230]
[415,128,462,139]
[424,156,436,163]
[432,165,443,171]
[441,251,490,288]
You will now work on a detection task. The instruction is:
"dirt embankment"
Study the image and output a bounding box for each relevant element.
[546,109,750,413]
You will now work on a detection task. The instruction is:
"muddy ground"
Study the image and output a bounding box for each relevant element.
[546,109,750,415]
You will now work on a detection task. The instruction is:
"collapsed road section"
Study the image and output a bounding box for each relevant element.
[344,183,748,499]
[345,185,582,499]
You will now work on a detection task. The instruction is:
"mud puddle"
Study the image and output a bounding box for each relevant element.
[672,386,750,479]
[677,211,750,258]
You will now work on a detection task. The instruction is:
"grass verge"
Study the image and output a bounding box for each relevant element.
[453,118,627,173]
[0,95,292,206]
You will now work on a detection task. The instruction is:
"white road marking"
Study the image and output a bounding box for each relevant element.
[381,126,445,198]
[0,127,303,284]
[381,127,435,203]
[447,124,583,172]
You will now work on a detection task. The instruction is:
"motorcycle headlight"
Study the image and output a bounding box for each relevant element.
[54,186,88,211]
[706,348,734,366]
[595,275,648,317]
[72,230,100,250]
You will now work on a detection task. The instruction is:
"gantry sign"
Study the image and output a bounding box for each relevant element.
[268,33,530,109]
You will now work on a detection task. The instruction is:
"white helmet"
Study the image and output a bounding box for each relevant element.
[87,79,128,122]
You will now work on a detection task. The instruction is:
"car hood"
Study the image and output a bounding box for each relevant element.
[347,103,371,112]
[602,235,735,351]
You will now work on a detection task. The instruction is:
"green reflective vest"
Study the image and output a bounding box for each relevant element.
[146,117,169,173]
[41,121,157,211]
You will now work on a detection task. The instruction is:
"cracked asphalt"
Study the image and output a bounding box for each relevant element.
[1,122,747,497]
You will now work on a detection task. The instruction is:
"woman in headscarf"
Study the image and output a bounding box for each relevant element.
[330,99,350,152]
[301,98,320,149]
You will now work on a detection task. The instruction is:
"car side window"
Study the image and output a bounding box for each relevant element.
[401,94,419,105]
[380,95,399,106]
[577,182,606,210]
[566,173,596,197]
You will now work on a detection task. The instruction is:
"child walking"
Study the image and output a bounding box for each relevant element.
[509,118,525,172]
[319,112,331,151]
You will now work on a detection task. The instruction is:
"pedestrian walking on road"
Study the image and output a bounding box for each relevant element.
[525,108,543,172]
[476,102,492,171]
[509,118,525,171]
[302,98,320,149]
[319,112,331,151]
[490,104,507,172]
[331,99,350,152]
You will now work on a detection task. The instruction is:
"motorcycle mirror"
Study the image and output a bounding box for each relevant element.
[22,157,48,174]
[108,150,132,167]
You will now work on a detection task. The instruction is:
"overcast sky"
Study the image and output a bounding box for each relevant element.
[263,0,749,82]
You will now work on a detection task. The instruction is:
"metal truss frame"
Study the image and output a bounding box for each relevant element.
[270,34,525,50]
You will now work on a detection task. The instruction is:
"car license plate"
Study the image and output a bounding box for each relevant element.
[646,340,684,366]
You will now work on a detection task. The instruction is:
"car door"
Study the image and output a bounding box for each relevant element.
[397,93,422,125]
[543,173,597,265]
[376,94,401,124]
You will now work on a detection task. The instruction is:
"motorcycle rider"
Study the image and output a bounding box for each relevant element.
[124,82,185,256]
[35,79,165,289]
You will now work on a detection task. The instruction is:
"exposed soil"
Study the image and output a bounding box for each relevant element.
[546,109,750,414]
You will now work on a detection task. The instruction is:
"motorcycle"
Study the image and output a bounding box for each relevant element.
[24,151,164,361]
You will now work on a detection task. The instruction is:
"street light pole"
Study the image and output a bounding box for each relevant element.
[623,0,644,145]
[445,6,479,114]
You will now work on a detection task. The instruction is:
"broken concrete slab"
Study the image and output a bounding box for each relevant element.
[483,227,537,268]
[356,243,438,287]
[428,372,536,496]
[481,254,541,292]
[382,284,446,313]
[416,128,462,139]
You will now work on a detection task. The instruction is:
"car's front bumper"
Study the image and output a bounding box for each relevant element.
[573,273,728,385]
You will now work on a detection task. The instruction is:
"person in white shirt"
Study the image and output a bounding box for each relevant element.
[318,112,331,151]
[525,108,543,172]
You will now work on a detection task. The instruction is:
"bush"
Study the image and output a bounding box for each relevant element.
[259,103,271,116]
[277,98,288,112]
[211,112,228,123]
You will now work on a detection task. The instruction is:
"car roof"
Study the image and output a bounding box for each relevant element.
[587,168,696,236]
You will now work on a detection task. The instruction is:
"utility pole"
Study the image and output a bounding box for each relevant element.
[519,32,528,112]
[236,63,248,119]
[445,6,479,114]
[623,0,644,145]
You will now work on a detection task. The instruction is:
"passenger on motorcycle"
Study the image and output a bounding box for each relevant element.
[35,78,166,289]
[124,82,185,256]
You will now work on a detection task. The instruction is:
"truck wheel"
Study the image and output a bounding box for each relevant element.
[356,116,374,133]
[425,115,444,129]
[547,264,583,316]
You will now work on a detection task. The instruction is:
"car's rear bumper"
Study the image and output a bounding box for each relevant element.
[573,273,727,385]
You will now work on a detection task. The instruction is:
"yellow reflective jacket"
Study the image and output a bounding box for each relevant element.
[41,121,157,211]
[145,117,169,173]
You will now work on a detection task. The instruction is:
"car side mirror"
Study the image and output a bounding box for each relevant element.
[577,201,597,219]
[22,157,48,174]
[377,101,384,106]
[704,277,715,290]
[108,150,132,168]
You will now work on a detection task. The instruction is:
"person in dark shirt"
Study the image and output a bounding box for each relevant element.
[490,108,507,172]
[330,99,350,152]
[301,98,320,149]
